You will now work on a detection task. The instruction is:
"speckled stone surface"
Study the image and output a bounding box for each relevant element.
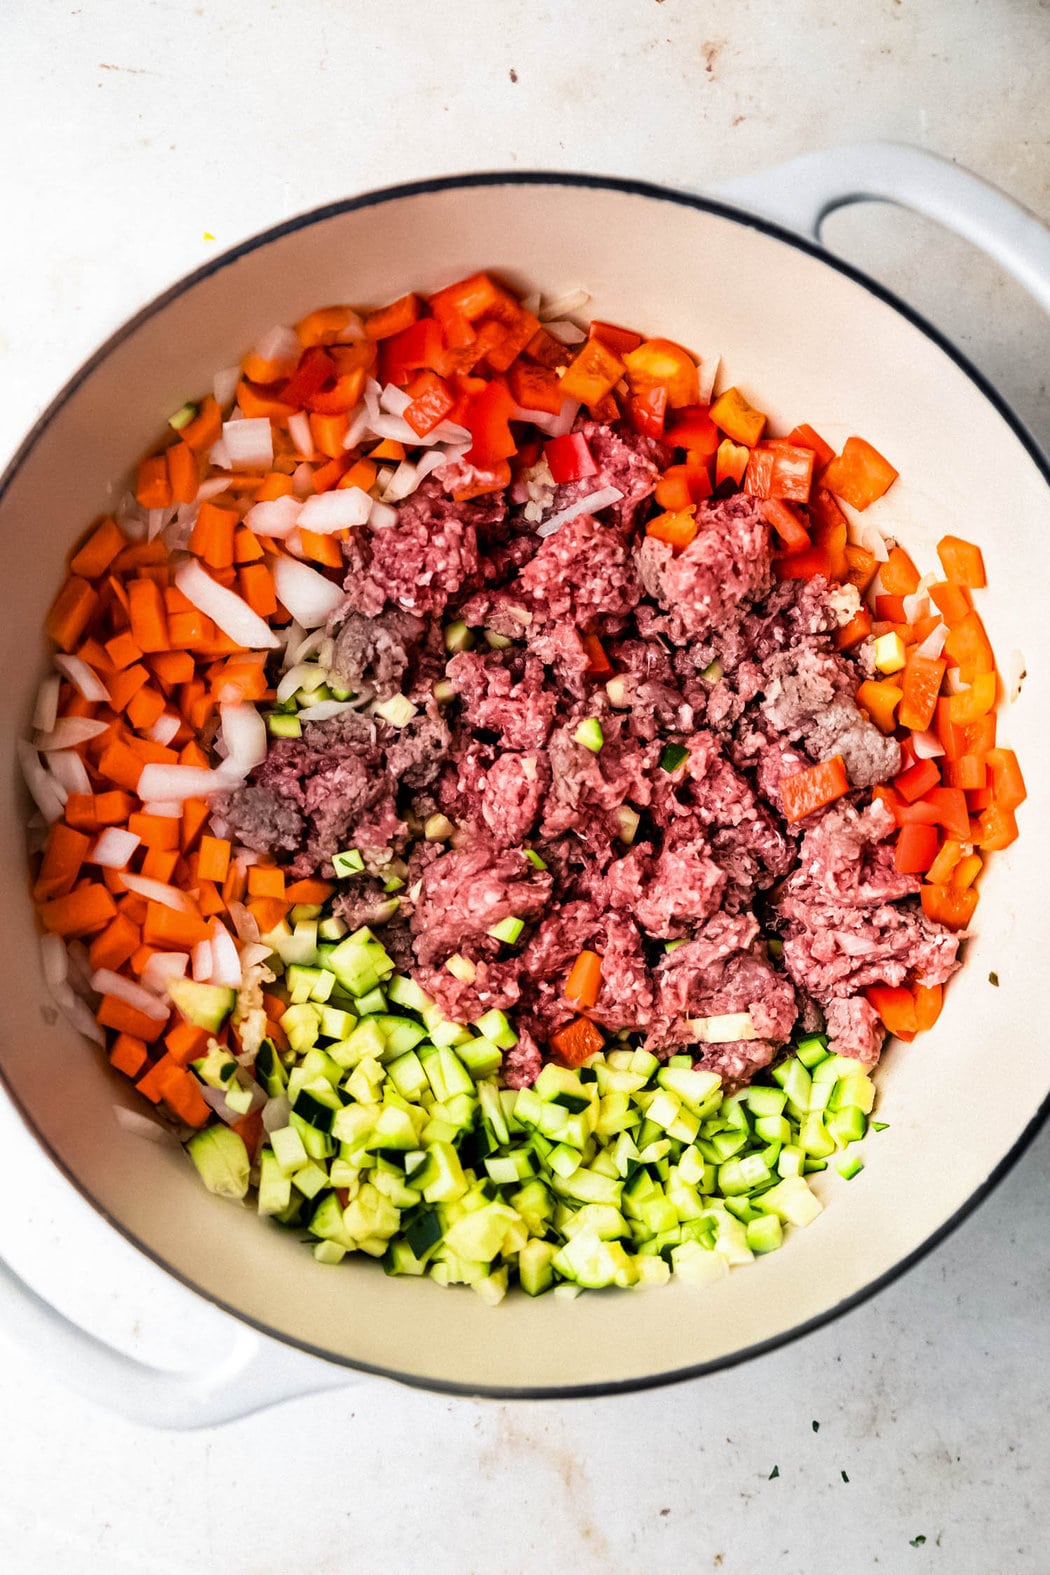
[0,3,1047,1569]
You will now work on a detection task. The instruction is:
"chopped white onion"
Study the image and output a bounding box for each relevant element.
[696,353,721,406]
[91,969,169,1021]
[298,487,373,531]
[902,590,931,624]
[192,939,213,982]
[121,873,198,911]
[141,799,183,817]
[142,950,189,994]
[196,475,234,502]
[279,620,307,669]
[509,397,580,438]
[147,507,171,542]
[40,932,70,998]
[915,623,948,660]
[539,287,590,321]
[542,319,587,345]
[208,437,232,471]
[48,749,93,797]
[287,410,314,458]
[369,498,399,530]
[213,364,241,408]
[146,713,182,746]
[221,703,268,776]
[18,741,66,822]
[367,411,420,445]
[175,557,281,650]
[209,924,243,988]
[853,520,890,563]
[416,443,468,481]
[223,417,274,470]
[54,980,106,1045]
[424,421,472,446]
[379,383,412,416]
[536,485,624,538]
[244,495,301,538]
[382,462,421,503]
[342,402,372,449]
[272,556,345,628]
[912,729,946,759]
[227,902,261,944]
[289,628,326,665]
[53,653,110,705]
[334,309,366,342]
[42,937,102,1042]
[520,292,541,316]
[252,323,300,370]
[944,666,968,695]
[296,699,355,722]
[35,717,109,751]
[137,762,241,802]
[240,942,274,970]
[89,827,141,869]
[276,661,328,703]
[33,674,61,733]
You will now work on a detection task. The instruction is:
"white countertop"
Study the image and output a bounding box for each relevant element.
[1,3,1048,1570]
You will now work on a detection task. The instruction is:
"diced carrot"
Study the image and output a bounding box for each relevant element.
[165,1020,211,1067]
[247,896,290,934]
[834,607,873,650]
[237,379,295,421]
[179,395,223,454]
[135,453,173,510]
[944,611,995,680]
[937,534,986,589]
[232,528,265,565]
[785,423,836,470]
[248,865,286,899]
[97,993,167,1042]
[197,835,232,883]
[109,1033,149,1078]
[141,847,179,882]
[337,457,378,493]
[779,756,850,823]
[96,735,148,792]
[898,653,946,733]
[231,1108,265,1158]
[822,436,898,510]
[237,562,278,619]
[135,1054,174,1103]
[210,657,269,703]
[309,411,350,460]
[33,824,91,902]
[921,883,978,930]
[158,1065,211,1126]
[928,580,973,627]
[550,1015,604,1068]
[69,517,127,579]
[149,652,195,689]
[190,501,238,570]
[101,866,129,897]
[262,992,288,1023]
[166,441,200,505]
[284,878,335,904]
[646,508,697,552]
[180,797,212,853]
[865,983,917,1037]
[947,672,997,725]
[197,880,226,917]
[913,983,944,1033]
[880,545,921,596]
[709,387,766,447]
[46,577,99,652]
[297,528,345,568]
[142,901,210,949]
[126,684,166,732]
[38,884,116,937]
[222,861,248,906]
[564,949,603,1010]
[88,912,142,973]
[856,679,903,735]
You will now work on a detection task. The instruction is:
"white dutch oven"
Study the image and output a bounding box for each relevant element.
[1,144,1048,1427]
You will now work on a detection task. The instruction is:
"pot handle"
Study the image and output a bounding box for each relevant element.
[0,1249,351,1429]
[711,141,1050,314]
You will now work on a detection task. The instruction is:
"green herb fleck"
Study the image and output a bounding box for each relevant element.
[910,1535,926,1548]
[524,848,548,871]
[768,1465,779,1480]
[812,1420,820,1433]
[988,970,999,987]
[659,742,689,773]
[841,1470,849,1483]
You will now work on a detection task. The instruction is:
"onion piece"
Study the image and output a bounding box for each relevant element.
[196,475,234,502]
[276,661,328,704]
[33,674,61,733]
[272,556,345,628]
[91,969,169,1020]
[382,462,421,502]
[213,364,241,408]
[209,924,243,988]
[536,485,624,538]
[696,353,721,405]
[208,437,232,471]
[226,902,261,944]
[287,410,314,458]
[121,873,199,912]
[42,937,103,1044]
[379,384,412,416]
[252,323,300,371]
[147,508,172,542]
[539,287,590,321]
[912,729,945,759]
[18,741,66,822]
[192,939,213,982]
[142,950,189,994]
[509,397,580,438]
[915,623,948,660]
[298,487,372,531]
[296,699,355,722]
[40,933,70,999]
[369,498,398,529]
[146,713,181,746]
[89,827,141,869]
[223,417,274,470]
[342,402,372,450]
[852,520,889,563]
[240,942,274,970]
[292,462,315,499]
[53,653,110,704]
[175,558,281,650]
[542,319,587,344]
[367,411,420,445]
[48,749,93,797]
[220,703,268,776]
[35,717,110,751]
[137,762,241,802]
[142,799,184,818]
[424,421,472,446]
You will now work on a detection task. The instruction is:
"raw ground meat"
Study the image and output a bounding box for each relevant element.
[217,425,963,1088]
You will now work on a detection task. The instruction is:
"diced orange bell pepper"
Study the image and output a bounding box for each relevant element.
[937,534,986,588]
[856,679,903,735]
[623,338,699,409]
[822,436,898,510]
[709,387,766,448]
[921,882,978,929]
[557,337,626,407]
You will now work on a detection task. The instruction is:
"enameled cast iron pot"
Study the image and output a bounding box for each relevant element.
[1,144,1048,1426]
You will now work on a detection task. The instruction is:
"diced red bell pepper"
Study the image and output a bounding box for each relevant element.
[923,786,971,841]
[763,442,816,503]
[986,747,1026,809]
[379,317,448,386]
[363,293,420,341]
[626,383,667,442]
[898,653,946,733]
[588,319,643,355]
[655,461,712,512]
[893,757,941,803]
[761,498,811,553]
[785,423,835,470]
[403,370,456,438]
[581,632,613,676]
[865,983,918,1036]
[894,822,940,874]
[666,405,720,458]
[921,883,978,930]
[715,439,749,488]
[278,346,335,409]
[461,380,517,468]
[834,607,873,650]
[544,433,598,485]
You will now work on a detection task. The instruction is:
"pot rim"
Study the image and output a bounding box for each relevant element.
[3,168,1048,1399]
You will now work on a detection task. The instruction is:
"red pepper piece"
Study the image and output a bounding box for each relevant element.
[544,433,598,485]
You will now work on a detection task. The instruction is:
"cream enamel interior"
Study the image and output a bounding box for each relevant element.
[1,178,1047,1394]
